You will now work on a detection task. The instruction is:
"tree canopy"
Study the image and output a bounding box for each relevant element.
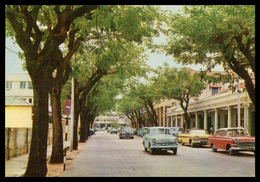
[153,5,255,105]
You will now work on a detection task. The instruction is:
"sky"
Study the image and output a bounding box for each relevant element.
[5,5,224,74]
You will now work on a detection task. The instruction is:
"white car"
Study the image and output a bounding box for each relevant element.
[143,127,178,155]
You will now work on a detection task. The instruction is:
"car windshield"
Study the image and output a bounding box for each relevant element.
[150,128,170,135]
[190,130,208,134]
[227,129,249,136]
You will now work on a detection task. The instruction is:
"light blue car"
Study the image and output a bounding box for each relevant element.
[143,127,178,155]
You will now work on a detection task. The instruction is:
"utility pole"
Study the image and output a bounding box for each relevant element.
[237,77,240,127]
[70,77,75,152]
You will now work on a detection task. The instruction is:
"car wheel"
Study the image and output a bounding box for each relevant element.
[211,144,217,152]
[181,140,184,145]
[191,140,195,147]
[173,148,177,155]
[150,148,154,154]
[227,145,236,155]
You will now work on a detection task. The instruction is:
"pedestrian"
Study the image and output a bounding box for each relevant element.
[210,125,214,135]
[183,121,186,132]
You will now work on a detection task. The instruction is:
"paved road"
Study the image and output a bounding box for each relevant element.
[61,131,255,177]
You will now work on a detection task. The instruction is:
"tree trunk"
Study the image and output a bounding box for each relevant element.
[49,88,63,163]
[24,80,49,177]
[79,112,86,143]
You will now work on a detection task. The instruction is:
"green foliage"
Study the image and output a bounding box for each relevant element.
[110,120,118,128]
[152,63,207,102]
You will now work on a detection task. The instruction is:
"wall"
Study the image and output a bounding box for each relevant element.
[5,106,33,128]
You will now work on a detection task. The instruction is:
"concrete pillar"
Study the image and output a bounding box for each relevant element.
[228,106,232,128]
[204,110,207,130]
[175,115,178,127]
[195,111,199,129]
[214,108,218,131]
[244,104,249,130]
[181,114,184,129]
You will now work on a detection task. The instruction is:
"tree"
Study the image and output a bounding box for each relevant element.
[6,5,100,176]
[125,80,162,126]
[152,63,206,126]
[6,5,164,176]
[117,95,145,128]
[162,5,255,105]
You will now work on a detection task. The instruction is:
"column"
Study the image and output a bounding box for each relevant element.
[228,106,232,128]
[204,110,207,130]
[181,114,184,129]
[244,104,249,130]
[175,115,178,127]
[170,116,173,127]
[214,108,218,131]
[195,111,199,129]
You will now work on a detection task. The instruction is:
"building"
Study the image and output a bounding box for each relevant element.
[5,73,33,104]
[138,68,255,136]
[93,114,131,128]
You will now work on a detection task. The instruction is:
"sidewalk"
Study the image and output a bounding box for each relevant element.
[5,142,69,177]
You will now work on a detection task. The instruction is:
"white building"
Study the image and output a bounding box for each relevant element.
[5,73,33,104]
[93,114,131,128]
[165,69,255,136]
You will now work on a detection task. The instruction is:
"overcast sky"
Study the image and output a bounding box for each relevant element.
[5,5,224,74]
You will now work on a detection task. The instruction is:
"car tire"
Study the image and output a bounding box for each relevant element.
[227,145,236,155]
[150,148,154,154]
[173,148,177,155]
[181,140,184,145]
[211,144,217,152]
[191,140,195,147]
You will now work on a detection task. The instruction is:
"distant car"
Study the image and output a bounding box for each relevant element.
[141,127,149,137]
[90,128,95,135]
[169,127,184,137]
[178,129,209,147]
[143,127,178,155]
[118,129,134,139]
[208,127,255,155]
[107,127,111,133]
[110,128,118,134]
[137,129,142,136]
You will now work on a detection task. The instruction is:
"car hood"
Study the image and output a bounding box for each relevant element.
[152,135,177,143]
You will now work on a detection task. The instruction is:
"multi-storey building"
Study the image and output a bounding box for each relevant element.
[137,68,255,136]
[5,73,33,104]
[93,114,131,128]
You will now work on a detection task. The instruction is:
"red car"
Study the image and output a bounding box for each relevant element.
[208,127,255,155]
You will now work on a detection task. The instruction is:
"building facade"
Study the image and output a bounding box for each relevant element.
[137,68,255,136]
[6,73,33,104]
[93,114,131,128]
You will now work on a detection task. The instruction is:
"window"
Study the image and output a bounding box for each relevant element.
[212,88,218,95]
[28,82,33,89]
[20,81,26,89]
[6,82,12,89]
[29,98,32,103]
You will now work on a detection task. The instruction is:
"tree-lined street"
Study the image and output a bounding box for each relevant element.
[61,131,255,177]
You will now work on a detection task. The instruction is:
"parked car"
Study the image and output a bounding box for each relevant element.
[118,129,134,139]
[141,127,149,137]
[178,129,209,147]
[169,127,184,137]
[110,128,118,134]
[208,127,255,155]
[90,128,95,135]
[107,127,112,133]
[137,129,142,136]
[143,127,178,155]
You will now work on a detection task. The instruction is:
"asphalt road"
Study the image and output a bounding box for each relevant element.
[61,131,255,177]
